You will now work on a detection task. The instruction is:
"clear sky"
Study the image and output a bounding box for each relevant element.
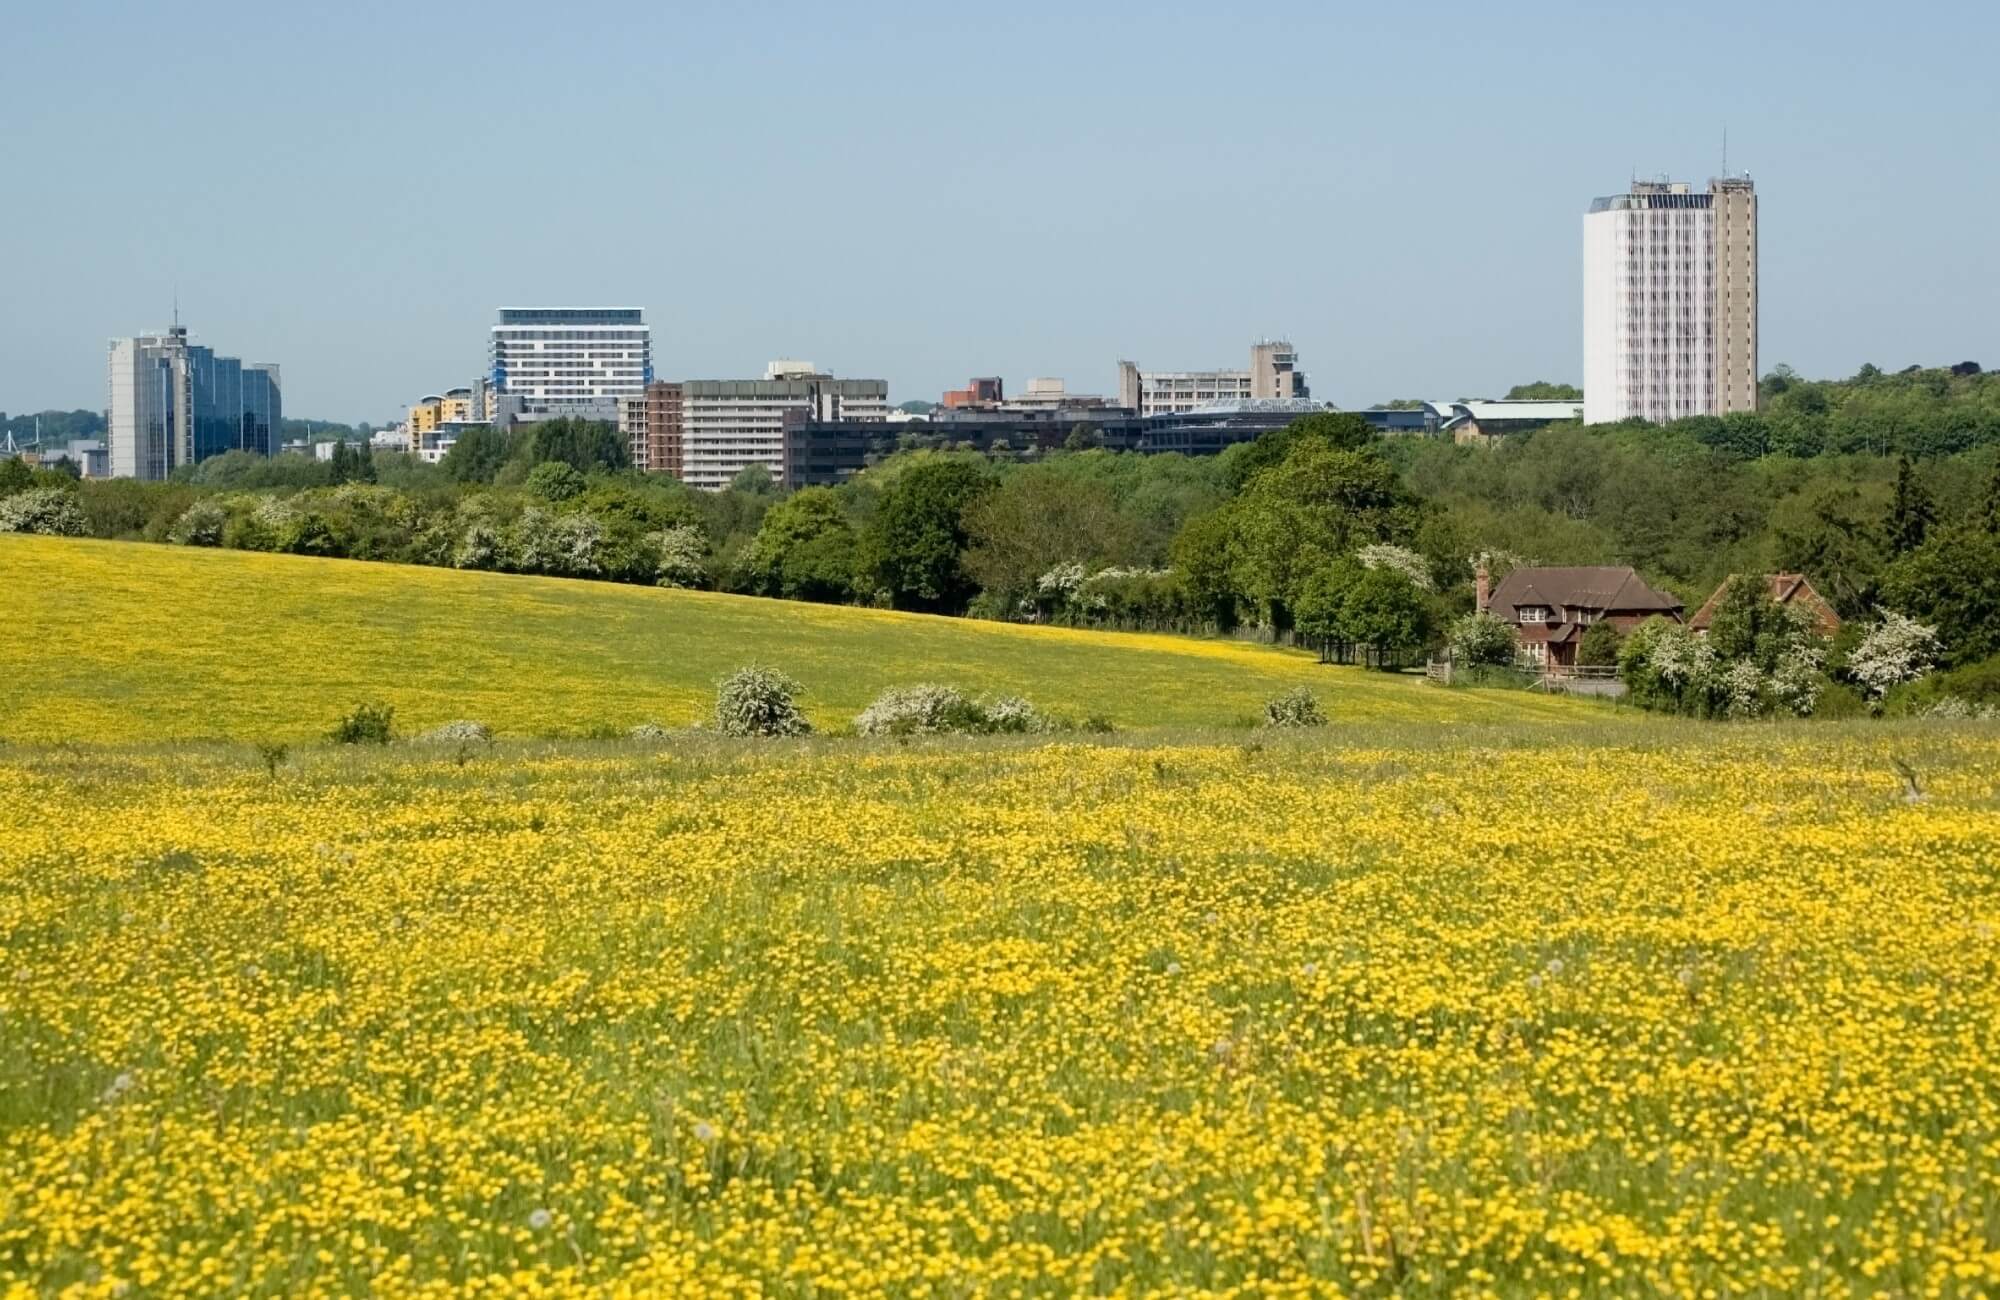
[5,0,1996,423]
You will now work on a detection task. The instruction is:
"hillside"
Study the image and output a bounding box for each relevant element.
[0,536,1590,742]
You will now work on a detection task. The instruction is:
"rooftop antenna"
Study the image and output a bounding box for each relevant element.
[1722,126,1728,179]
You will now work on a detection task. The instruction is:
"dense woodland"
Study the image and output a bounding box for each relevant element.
[5,364,1998,712]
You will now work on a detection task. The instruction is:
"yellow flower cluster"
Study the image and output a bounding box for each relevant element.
[2,726,1998,1296]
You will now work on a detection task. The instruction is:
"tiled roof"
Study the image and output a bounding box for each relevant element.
[1485,566,1683,620]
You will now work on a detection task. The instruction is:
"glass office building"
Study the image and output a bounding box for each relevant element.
[105,328,283,478]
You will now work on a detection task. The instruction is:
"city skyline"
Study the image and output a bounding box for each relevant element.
[6,1,1998,423]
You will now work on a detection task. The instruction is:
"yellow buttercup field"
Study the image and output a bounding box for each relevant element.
[4,724,1998,1297]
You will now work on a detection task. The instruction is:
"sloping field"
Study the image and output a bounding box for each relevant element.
[0,536,1589,741]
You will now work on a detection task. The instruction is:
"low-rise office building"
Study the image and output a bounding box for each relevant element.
[782,398,1331,489]
[1116,340,1308,417]
[683,361,888,490]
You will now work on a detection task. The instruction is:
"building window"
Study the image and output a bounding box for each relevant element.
[1518,607,1548,624]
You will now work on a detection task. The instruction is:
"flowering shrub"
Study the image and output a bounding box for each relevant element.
[854,684,988,736]
[1263,687,1327,727]
[413,720,493,745]
[167,499,228,547]
[1356,543,1434,592]
[512,508,603,578]
[1848,611,1941,703]
[853,685,1051,737]
[0,488,87,537]
[654,524,709,589]
[1446,611,1516,667]
[715,666,811,737]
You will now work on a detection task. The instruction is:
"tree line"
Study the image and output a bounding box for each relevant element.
[4,364,1996,708]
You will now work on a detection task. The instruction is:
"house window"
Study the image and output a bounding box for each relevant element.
[1572,608,1597,625]
[1518,607,1548,623]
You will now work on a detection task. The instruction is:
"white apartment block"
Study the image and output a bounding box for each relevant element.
[1116,340,1308,416]
[681,360,888,491]
[489,308,651,420]
[1583,177,1758,425]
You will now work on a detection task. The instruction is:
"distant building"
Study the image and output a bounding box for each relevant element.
[34,439,109,478]
[106,327,282,480]
[619,380,686,476]
[1423,399,1583,442]
[941,377,1004,408]
[1583,176,1758,424]
[782,398,1329,489]
[1689,574,1841,639]
[1117,340,1308,417]
[1478,565,1683,670]
[489,308,651,424]
[408,387,476,438]
[682,360,888,491]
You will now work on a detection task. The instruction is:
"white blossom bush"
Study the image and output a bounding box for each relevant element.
[1356,543,1434,592]
[453,522,502,571]
[1036,562,1087,602]
[413,720,494,745]
[1648,624,1717,693]
[1446,611,1517,667]
[167,499,228,547]
[0,489,86,537]
[1263,687,1327,728]
[1914,697,1996,720]
[977,695,1048,735]
[854,685,988,736]
[715,666,811,738]
[654,524,709,589]
[1717,659,1768,719]
[628,722,673,741]
[1848,612,1941,702]
[1769,642,1827,717]
[512,509,602,578]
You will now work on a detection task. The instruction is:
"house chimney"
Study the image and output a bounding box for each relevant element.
[1475,562,1490,613]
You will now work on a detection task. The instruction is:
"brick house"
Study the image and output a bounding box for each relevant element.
[1478,565,1683,669]
[1687,573,1841,639]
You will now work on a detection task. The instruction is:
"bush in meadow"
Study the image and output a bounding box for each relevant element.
[0,488,87,537]
[1263,687,1327,728]
[715,666,811,738]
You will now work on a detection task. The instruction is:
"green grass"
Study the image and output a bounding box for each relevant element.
[1,535,1594,742]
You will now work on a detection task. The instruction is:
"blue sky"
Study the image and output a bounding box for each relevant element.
[4,0,1995,423]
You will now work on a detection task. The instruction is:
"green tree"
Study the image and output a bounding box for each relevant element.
[1337,568,1433,666]
[729,464,776,495]
[1062,422,1102,451]
[1228,443,1413,625]
[525,461,587,503]
[746,487,857,603]
[0,457,33,496]
[1219,412,1377,491]
[525,418,629,474]
[1772,485,1883,617]
[860,458,992,612]
[440,426,517,483]
[964,470,1136,607]
[1576,621,1623,667]
[1885,454,1937,555]
[1504,381,1583,401]
[1879,527,2000,666]
[1291,558,1365,658]
[1170,509,1240,631]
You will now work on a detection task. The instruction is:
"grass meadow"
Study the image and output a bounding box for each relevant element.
[0,536,1591,743]
[4,535,1999,1296]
